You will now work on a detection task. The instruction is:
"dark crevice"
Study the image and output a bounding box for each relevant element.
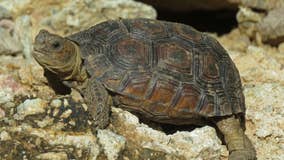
[157,9,238,35]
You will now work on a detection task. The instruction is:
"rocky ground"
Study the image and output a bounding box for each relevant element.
[0,0,283,160]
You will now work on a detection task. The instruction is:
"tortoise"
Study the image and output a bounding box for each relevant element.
[33,18,256,160]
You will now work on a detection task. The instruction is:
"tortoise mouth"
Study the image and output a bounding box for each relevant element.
[32,49,48,60]
[32,49,55,68]
[33,43,50,55]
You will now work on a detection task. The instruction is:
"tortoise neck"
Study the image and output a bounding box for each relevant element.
[62,41,88,82]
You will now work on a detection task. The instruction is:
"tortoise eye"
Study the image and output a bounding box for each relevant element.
[51,41,61,50]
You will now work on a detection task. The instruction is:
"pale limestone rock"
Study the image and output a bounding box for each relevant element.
[0,131,11,141]
[14,15,33,60]
[0,0,31,16]
[257,7,284,44]
[218,29,250,52]
[50,99,62,108]
[0,107,5,119]
[35,152,68,160]
[0,5,11,19]
[223,44,284,84]
[18,61,46,86]
[0,27,22,55]
[14,98,48,120]
[236,6,284,44]
[7,123,100,160]
[244,83,284,159]
[279,42,284,53]
[237,7,263,23]
[231,0,284,10]
[141,0,284,12]
[110,107,223,160]
[0,74,28,106]
[0,0,156,37]
[35,116,54,128]
[236,7,264,39]
[0,89,13,105]
[60,109,72,119]
[97,129,126,160]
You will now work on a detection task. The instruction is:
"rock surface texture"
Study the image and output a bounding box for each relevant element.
[0,0,283,160]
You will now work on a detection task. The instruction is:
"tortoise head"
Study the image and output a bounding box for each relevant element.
[33,29,87,81]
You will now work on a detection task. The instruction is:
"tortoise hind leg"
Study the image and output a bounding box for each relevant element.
[215,116,256,160]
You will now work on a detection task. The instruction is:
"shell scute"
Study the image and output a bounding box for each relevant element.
[122,19,168,39]
[156,41,193,74]
[108,37,151,70]
[169,84,202,117]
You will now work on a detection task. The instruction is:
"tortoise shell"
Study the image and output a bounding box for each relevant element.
[69,18,245,123]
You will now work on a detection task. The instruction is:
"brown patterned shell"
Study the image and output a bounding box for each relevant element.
[68,18,245,123]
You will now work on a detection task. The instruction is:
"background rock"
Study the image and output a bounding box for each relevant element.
[257,7,284,45]
[0,5,11,19]
[0,24,23,55]
[140,0,237,12]
[237,6,284,45]
[140,0,284,12]
[231,0,284,10]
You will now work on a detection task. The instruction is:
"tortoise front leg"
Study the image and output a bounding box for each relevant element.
[83,78,112,129]
[216,116,256,160]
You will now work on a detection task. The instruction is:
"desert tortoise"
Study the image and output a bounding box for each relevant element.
[33,18,256,160]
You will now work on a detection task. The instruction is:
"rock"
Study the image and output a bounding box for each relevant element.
[140,0,237,12]
[236,7,264,43]
[0,107,5,119]
[97,129,126,160]
[35,152,68,160]
[5,123,101,160]
[14,15,33,60]
[0,131,11,141]
[141,0,284,12]
[279,42,284,53]
[0,5,23,55]
[0,5,11,19]
[233,45,284,84]
[0,73,29,107]
[218,30,284,84]
[230,0,284,10]
[237,6,284,45]
[257,7,284,45]
[60,109,72,119]
[34,116,54,128]
[0,0,156,37]
[0,27,22,55]
[14,98,48,120]
[218,28,251,52]
[50,99,62,108]
[244,83,284,159]
[110,107,223,160]
[0,0,31,17]
[0,90,14,106]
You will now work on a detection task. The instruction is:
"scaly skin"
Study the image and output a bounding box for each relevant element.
[216,116,256,160]
[82,77,112,129]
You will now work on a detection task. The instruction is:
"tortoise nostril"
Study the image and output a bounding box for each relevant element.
[35,30,49,44]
